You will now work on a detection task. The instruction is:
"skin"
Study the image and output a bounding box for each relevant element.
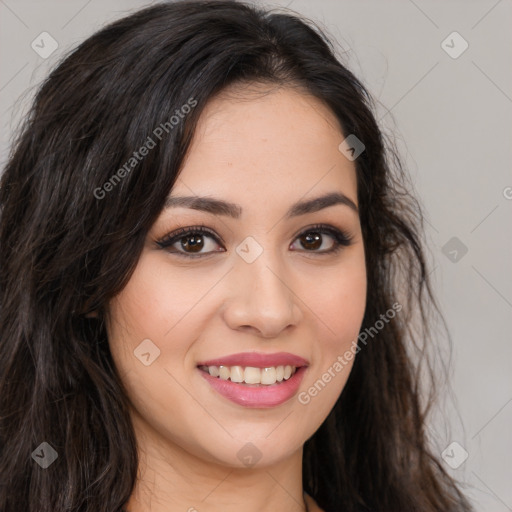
[107,83,367,512]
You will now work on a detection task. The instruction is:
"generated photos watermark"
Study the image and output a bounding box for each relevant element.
[93,97,198,200]
[298,302,402,405]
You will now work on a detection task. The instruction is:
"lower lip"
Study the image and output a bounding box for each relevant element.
[198,366,307,408]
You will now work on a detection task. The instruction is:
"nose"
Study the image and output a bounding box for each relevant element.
[222,249,303,338]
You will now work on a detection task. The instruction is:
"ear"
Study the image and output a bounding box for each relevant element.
[84,310,99,318]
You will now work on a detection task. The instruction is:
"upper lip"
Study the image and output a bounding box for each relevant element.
[197,351,309,368]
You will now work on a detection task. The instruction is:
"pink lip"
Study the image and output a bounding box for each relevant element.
[198,366,308,408]
[196,351,309,368]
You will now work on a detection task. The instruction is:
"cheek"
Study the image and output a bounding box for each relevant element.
[106,259,174,385]
[295,252,366,409]
[327,282,367,351]
[107,252,206,346]
[106,251,226,409]
[304,252,367,350]
[105,257,221,457]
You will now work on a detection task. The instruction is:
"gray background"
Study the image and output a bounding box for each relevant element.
[1,1,511,510]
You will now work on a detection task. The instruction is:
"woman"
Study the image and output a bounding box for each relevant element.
[0,1,474,511]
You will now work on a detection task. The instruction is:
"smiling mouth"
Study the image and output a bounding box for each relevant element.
[198,364,299,386]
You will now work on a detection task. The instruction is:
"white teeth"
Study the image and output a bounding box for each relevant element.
[230,366,244,383]
[244,367,261,384]
[208,366,220,378]
[203,365,298,385]
[260,367,276,385]
[219,366,230,380]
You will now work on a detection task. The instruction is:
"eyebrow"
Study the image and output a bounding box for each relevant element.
[163,191,358,219]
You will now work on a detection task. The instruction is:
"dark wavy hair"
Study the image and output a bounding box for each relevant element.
[0,1,473,511]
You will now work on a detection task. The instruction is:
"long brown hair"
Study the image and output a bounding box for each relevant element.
[0,1,473,511]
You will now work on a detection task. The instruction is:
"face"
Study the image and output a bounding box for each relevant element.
[107,84,367,469]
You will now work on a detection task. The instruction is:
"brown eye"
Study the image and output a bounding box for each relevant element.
[299,232,323,251]
[295,231,335,252]
[156,226,224,257]
[290,224,353,255]
[180,233,205,253]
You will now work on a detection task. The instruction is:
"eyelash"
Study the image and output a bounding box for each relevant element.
[155,223,353,259]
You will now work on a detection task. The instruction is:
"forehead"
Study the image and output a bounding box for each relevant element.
[173,83,358,206]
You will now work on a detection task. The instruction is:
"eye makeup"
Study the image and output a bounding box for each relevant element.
[155,222,354,259]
